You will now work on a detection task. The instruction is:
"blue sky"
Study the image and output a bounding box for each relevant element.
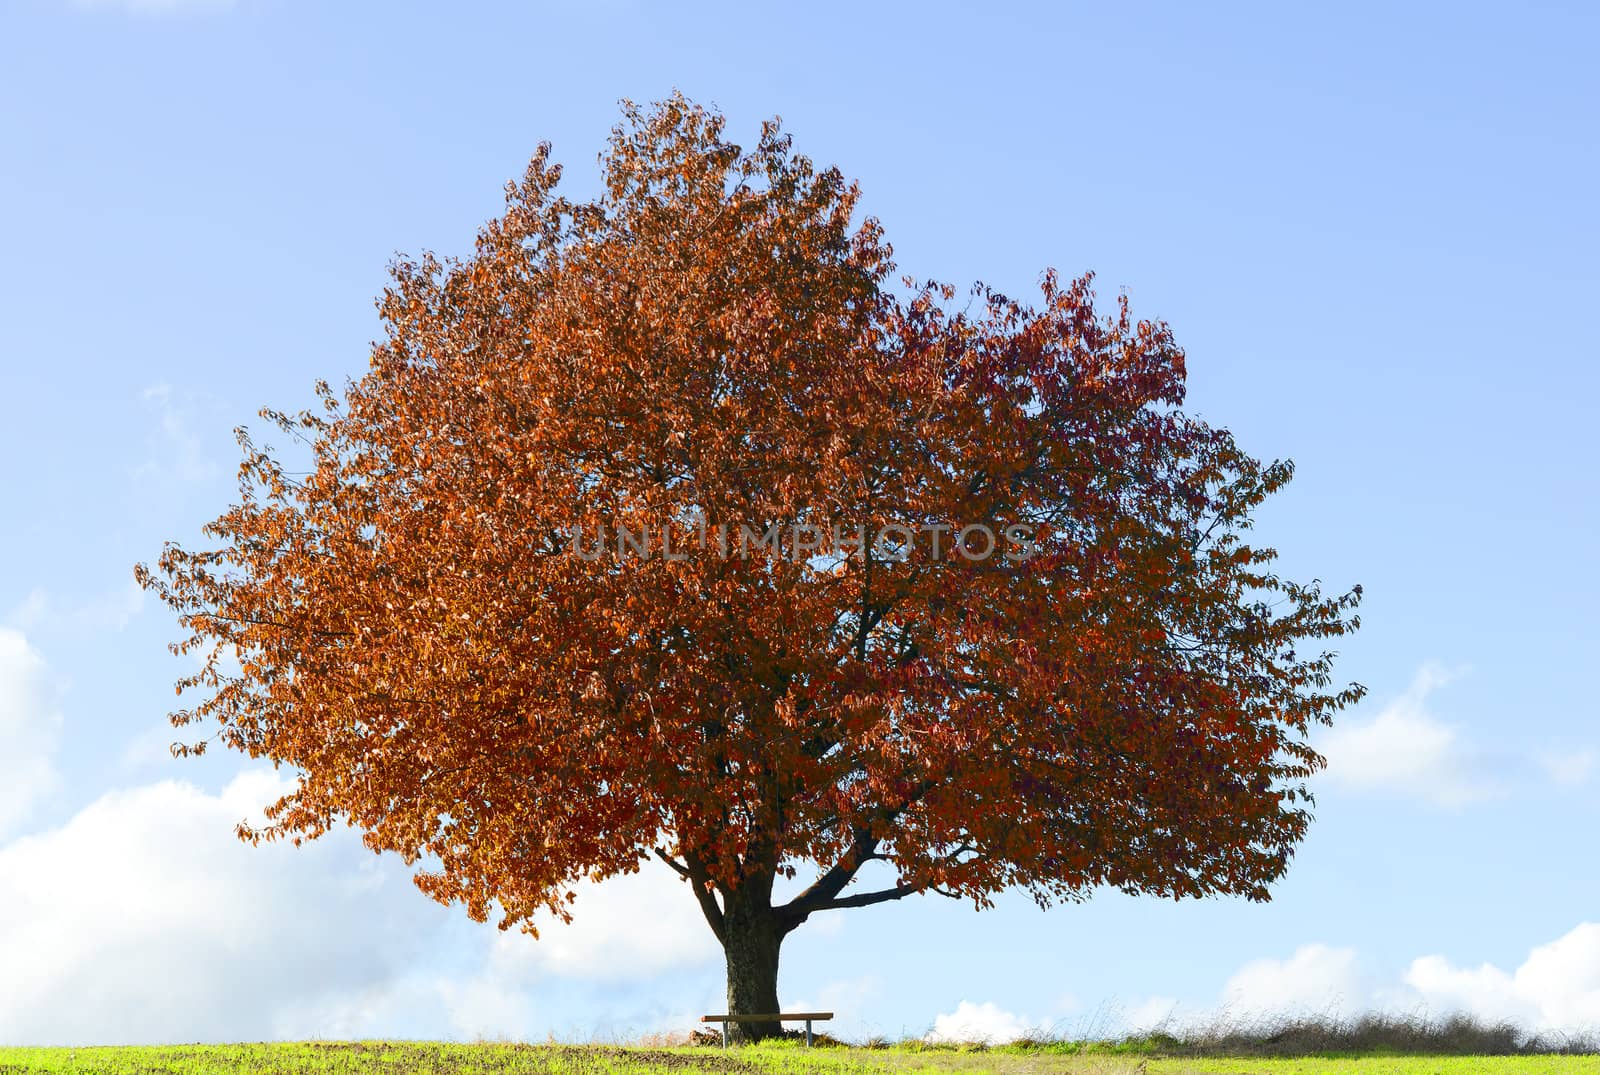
[2,0,1597,1047]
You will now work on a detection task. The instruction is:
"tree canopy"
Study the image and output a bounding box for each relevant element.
[137,94,1363,1036]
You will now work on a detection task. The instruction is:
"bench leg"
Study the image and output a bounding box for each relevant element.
[721,1024,727,1050]
[806,1019,813,1048]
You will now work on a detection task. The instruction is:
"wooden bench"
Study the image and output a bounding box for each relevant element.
[700,1011,834,1047]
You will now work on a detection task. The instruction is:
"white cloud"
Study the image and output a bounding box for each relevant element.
[0,770,444,1045]
[926,1000,1048,1044]
[360,857,723,1043]
[430,861,720,1040]
[0,772,724,1045]
[0,628,63,837]
[481,862,720,985]
[1539,748,1599,788]
[1124,926,1600,1040]
[1406,955,1528,1026]
[1319,662,1494,807]
[1222,944,1364,1015]
[1406,924,1600,1032]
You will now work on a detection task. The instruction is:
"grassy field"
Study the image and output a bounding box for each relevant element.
[2,1043,1598,1075]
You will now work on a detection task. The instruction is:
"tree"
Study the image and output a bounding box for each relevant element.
[137,94,1363,1041]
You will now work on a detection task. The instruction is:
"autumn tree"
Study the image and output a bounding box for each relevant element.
[137,95,1362,1040]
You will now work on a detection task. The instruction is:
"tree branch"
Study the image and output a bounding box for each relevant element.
[653,847,690,880]
[800,882,921,913]
[778,830,880,927]
[776,780,939,929]
[682,849,726,944]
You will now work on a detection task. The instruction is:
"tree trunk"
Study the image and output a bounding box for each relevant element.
[721,886,785,1043]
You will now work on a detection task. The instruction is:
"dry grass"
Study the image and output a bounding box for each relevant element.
[1104,1010,1600,1057]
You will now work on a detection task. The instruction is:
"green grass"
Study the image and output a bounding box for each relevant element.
[1,1043,1598,1075]
[1162,1061,1600,1073]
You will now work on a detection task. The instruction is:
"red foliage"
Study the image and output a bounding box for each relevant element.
[138,96,1361,970]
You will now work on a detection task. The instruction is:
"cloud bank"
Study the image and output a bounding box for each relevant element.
[0,769,719,1045]
[0,628,63,838]
[941,927,1600,1045]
